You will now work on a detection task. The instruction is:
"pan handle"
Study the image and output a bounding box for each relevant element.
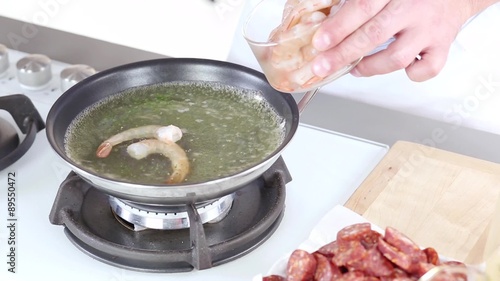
[0,94,45,171]
[296,87,321,115]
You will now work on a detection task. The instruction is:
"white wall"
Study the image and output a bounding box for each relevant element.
[0,0,247,60]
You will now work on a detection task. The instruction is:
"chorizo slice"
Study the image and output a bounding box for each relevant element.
[337,223,372,245]
[362,277,383,281]
[286,249,317,281]
[423,271,466,281]
[441,260,466,267]
[360,230,382,250]
[378,236,432,277]
[263,275,286,281]
[412,262,436,278]
[362,247,395,277]
[423,247,440,265]
[332,240,367,267]
[315,240,338,258]
[380,267,412,281]
[313,253,342,281]
[384,227,426,263]
[336,271,365,281]
[440,261,468,281]
[377,236,413,271]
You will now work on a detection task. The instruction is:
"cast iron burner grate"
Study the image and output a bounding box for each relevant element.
[49,156,291,273]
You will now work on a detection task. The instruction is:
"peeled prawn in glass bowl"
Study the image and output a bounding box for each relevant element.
[243,0,362,94]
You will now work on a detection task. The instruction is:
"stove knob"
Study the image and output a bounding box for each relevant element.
[0,44,9,76]
[60,64,96,92]
[16,54,52,89]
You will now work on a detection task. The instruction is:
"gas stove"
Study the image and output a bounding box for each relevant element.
[49,159,290,273]
[0,45,388,280]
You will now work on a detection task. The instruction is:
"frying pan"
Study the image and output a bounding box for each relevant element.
[46,58,299,205]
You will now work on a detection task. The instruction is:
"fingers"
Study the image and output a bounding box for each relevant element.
[405,47,449,82]
[313,0,392,51]
[312,0,405,78]
[351,47,449,82]
[350,32,450,82]
[350,32,423,76]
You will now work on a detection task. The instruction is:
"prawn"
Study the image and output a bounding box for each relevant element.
[266,0,344,91]
[96,125,183,158]
[285,60,319,89]
[279,0,335,33]
[126,139,190,184]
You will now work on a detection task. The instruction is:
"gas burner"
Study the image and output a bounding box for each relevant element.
[0,94,45,170]
[49,157,291,272]
[109,194,234,231]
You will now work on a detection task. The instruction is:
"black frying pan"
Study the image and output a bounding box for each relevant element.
[45,58,299,204]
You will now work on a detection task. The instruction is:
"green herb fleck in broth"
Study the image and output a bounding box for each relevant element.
[64,81,285,184]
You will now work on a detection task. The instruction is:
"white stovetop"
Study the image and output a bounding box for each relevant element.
[0,48,388,280]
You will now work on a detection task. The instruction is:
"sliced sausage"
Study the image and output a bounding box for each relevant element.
[313,253,342,281]
[337,223,372,245]
[362,247,395,277]
[377,236,413,271]
[332,240,367,267]
[263,275,286,281]
[423,247,440,265]
[286,249,317,281]
[385,227,426,263]
[336,271,365,281]
[315,240,338,258]
[360,230,383,250]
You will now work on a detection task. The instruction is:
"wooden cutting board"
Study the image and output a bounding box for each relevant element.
[345,141,500,265]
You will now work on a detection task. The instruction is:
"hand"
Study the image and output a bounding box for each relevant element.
[311,0,500,82]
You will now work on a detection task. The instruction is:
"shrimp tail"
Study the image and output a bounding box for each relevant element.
[96,142,113,158]
[166,167,187,184]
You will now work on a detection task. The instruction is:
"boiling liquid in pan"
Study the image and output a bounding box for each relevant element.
[64,81,285,185]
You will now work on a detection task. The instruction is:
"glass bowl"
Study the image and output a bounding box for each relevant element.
[243,0,362,94]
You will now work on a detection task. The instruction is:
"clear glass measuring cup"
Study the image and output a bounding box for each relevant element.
[243,0,361,95]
